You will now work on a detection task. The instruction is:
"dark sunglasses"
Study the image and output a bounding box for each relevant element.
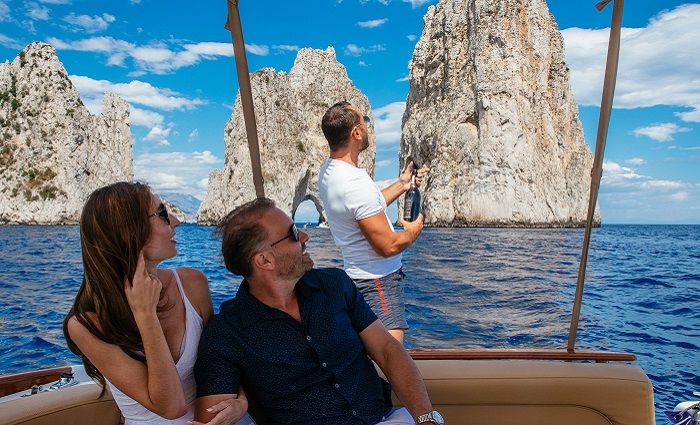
[363,115,371,127]
[270,224,299,247]
[148,203,170,225]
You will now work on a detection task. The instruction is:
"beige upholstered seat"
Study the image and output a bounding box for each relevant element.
[0,383,122,425]
[392,360,655,425]
[0,359,654,425]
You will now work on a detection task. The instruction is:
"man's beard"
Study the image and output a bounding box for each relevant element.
[360,131,369,151]
[276,249,313,279]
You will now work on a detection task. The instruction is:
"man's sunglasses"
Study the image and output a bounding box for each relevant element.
[362,115,371,127]
[148,203,170,225]
[270,224,299,247]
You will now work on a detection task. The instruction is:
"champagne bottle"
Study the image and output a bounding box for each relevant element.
[403,158,421,222]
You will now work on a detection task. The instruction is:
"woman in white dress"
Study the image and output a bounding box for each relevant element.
[64,182,253,425]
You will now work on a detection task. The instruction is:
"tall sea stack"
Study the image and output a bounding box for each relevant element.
[401,0,600,227]
[197,47,374,225]
[0,43,132,224]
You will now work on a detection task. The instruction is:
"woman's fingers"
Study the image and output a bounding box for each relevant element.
[125,251,162,317]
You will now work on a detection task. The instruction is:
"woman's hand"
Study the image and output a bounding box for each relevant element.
[124,252,162,319]
[189,388,249,425]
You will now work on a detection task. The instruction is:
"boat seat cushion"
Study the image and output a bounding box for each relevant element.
[389,359,655,425]
[0,383,122,425]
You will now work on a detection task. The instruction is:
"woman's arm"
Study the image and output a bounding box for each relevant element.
[66,253,187,419]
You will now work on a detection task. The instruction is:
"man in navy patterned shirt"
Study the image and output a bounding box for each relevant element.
[193,198,442,425]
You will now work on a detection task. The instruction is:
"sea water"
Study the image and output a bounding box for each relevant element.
[0,224,698,424]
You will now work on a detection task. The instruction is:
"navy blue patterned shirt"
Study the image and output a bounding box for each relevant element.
[194,268,393,425]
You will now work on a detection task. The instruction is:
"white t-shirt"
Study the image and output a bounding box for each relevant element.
[318,158,402,279]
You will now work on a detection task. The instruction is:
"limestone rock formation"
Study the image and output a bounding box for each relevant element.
[0,43,132,224]
[401,0,600,227]
[197,47,374,225]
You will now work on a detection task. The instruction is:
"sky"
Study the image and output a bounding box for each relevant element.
[0,0,699,224]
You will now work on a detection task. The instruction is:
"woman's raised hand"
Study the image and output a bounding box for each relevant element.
[124,252,162,319]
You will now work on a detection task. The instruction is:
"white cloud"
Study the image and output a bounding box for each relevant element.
[130,107,164,128]
[396,75,409,82]
[0,1,11,22]
[143,125,173,146]
[134,151,224,199]
[632,123,691,142]
[26,2,49,20]
[48,37,269,75]
[407,34,417,42]
[675,108,700,122]
[38,0,71,4]
[63,13,115,33]
[561,4,700,121]
[625,157,646,166]
[187,129,199,142]
[373,101,405,146]
[272,44,300,53]
[603,160,687,191]
[669,191,689,201]
[602,160,644,187]
[69,75,205,110]
[245,43,269,56]
[642,180,685,189]
[345,43,385,57]
[358,18,388,28]
[0,33,22,50]
[376,159,393,168]
[402,0,430,7]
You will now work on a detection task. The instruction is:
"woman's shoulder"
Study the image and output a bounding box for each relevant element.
[174,267,213,321]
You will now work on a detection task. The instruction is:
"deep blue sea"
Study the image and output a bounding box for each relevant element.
[1,224,698,423]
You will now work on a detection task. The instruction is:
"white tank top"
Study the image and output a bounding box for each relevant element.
[106,269,203,425]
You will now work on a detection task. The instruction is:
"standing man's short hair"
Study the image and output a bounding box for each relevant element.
[218,197,276,277]
[321,101,360,151]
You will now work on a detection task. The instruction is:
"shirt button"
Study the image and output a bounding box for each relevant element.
[306,335,311,341]
[352,411,357,416]
[322,362,327,368]
[334,383,339,389]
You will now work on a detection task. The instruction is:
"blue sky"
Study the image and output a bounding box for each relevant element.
[1,0,698,224]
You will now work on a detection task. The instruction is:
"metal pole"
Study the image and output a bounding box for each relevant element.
[567,0,624,352]
[225,0,265,198]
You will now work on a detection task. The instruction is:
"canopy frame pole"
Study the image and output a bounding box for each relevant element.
[225,0,265,198]
[567,0,624,352]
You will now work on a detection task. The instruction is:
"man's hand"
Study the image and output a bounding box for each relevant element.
[414,164,429,188]
[398,213,424,241]
[399,161,430,190]
[399,161,415,190]
[191,391,248,425]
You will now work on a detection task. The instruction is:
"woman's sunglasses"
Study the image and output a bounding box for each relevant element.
[270,224,299,247]
[148,203,170,225]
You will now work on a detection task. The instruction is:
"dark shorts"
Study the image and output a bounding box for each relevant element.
[352,268,408,330]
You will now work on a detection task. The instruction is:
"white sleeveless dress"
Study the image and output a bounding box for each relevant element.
[106,269,254,425]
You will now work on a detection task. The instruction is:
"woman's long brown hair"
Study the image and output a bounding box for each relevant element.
[63,182,153,391]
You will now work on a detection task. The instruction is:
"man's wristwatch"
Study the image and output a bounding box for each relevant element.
[415,410,445,424]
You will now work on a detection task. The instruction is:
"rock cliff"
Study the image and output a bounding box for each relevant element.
[0,43,132,224]
[197,47,374,225]
[401,0,600,227]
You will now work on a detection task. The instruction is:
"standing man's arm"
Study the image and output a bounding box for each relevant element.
[359,320,433,418]
[358,213,423,258]
[381,162,430,205]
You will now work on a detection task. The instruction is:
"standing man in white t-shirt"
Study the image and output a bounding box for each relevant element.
[318,101,428,343]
